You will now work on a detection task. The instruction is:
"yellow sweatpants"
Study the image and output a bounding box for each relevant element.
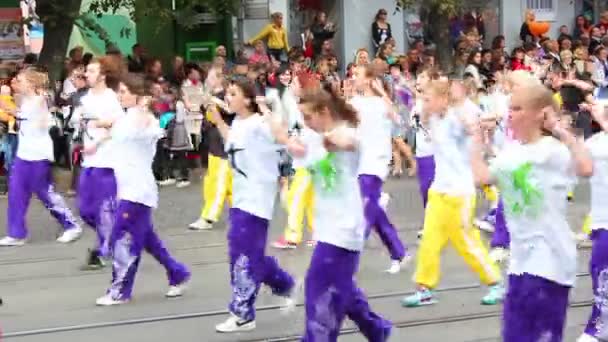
[200,154,232,222]
[482,185,499,203]
[582,214,592,235]
[414,190,501,289]
[284,168,314,244]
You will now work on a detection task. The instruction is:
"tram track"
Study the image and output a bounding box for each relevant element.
[250,300,593,342]
[1,274,594,339]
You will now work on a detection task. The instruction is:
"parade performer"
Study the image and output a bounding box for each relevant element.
[402,80,503,307]
[268,66,317,249]
[470,82,591,342]
[189,95,235,231]
[75,56,125,268]
[351,64,408,274]
[95,74,190,305]
[0,68,82,246]
[211,79,296,333]
[290,81,392,342]
[410,70,437,240]
[578,103,608,342]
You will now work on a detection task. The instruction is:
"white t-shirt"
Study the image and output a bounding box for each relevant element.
[16,95,54,162]
[351,96,392,180]
[490,136,577,286]
[226,114,281,220]
[112,108,163,208]
[586,132,608,230]
[410,100,433,157]
[266,87,303,132]
[292,127,324,169]
[296,125,366,252]
[79,88,124,169]
[429,100,479,196]
[17,96,55,161]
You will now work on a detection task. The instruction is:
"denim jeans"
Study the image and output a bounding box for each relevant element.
[1,133,17,172]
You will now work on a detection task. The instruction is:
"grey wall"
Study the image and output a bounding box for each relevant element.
[340,0,406,64]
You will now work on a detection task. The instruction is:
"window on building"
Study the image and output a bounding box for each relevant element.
[244,0,270,19]
[525,0,557,21]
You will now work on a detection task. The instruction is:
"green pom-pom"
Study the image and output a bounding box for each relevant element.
[309,152,339,192]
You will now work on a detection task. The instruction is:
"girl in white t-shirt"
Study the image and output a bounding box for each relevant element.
[210,79,295,334]
[578,104,608,342]
[0,69,81,246]
[95,75,190,306]
[288,83,391,341]
[402,80,503,308]
[410,71,436,240]
[266,67,317,249]
[350,65,408,274]
[470,83,592,342]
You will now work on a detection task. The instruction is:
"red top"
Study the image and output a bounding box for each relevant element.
[511,59,531,71]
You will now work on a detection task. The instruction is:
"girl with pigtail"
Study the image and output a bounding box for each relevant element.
[283,73,392,341]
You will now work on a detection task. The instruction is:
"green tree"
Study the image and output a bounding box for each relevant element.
[36,0,239,80]
[396,0,462,71]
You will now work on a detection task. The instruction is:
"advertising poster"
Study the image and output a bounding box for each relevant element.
[0,7,24,63]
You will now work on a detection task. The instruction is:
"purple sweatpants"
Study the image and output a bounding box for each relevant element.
[228,208,294,321]
[416,156,435,209]
[78,167,117,257]
[584,229,608,340]
[490,199,511,249]
[7,157,79,239]
[302,241,391,342]
[106,200,190,300]
[503,273,570,342]
[359,174,406,261]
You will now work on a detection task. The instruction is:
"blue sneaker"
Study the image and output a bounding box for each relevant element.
[401,288,437,307]
[481,283,505,305]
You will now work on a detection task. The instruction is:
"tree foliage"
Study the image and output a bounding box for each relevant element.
[394,0,465,71]
[395,0,462,15]
[36,0,240,80]
[87,0,240,26]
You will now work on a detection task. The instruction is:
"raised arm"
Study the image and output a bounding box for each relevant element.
[545,107,593,177]
[258,97,306,157]
[469,122,495,186]
[248,24,271,45]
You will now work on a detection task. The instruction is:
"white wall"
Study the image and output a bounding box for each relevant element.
[501,0,575,51]
[242,0,290,44]
[340,0,405,64]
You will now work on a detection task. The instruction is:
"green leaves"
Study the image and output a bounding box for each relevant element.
[395,0,462,15]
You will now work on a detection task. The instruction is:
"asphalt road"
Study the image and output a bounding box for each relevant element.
[0,174,594,342]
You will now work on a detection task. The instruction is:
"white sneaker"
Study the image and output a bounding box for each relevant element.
[489,247,510,263]
[385,254,412,274]
[0,236,25,246]
[417,229,423,239]
[280,279,303,315]
[176,181,191,188]
[158,179,176,186]
[57,227,83,243]
[215,313,256,333]
[188,218,214,230]
[379,192,390,211]
[576,232,592,249]
[166,280,189,298]
[95,294,128,306]
[474,218,495,233]
[577,334,599,342]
